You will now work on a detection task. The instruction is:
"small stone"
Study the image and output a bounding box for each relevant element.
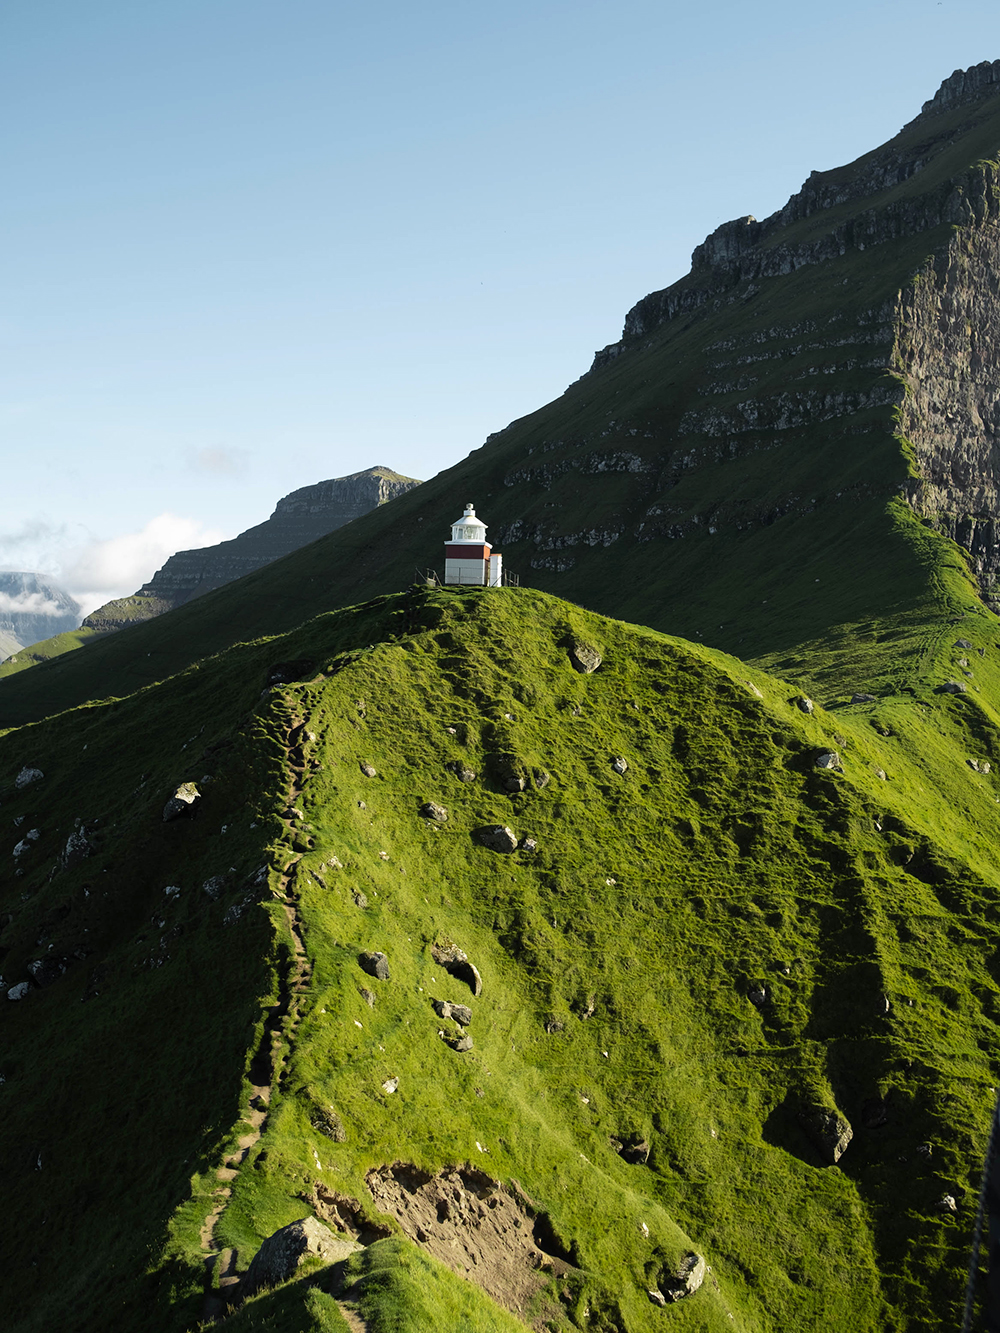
[431,942,483,995]
[617,1134,650,1164]
[984,762,993,774]
[359,951,390,981]
[954,638,973,649]
[353,891,369,908]
[360,763,377,778]
[162,782,201,822]
[311,1106,347,1142]
[874,768,887,781]
[938,1193,958,1213]
[476,825,518,854]
[799,1106,853,1163]
[419,802,448,823]
[814,750,843,771]
[382,1076,398,1094]
[916,1141,932,1156]
[164,884,181,898]
[968,758,981,771]
[27,957,66,988]
[6,981,30,1000]
[360,987,376,1008]
[519,836,538,852]
[958,657,969,668]
[450,1034,474,1052]
[569,643,602,674]
[532,768,550,789]
[14,767,44,790]
[747,982,767,1008]
[661,1251,706,1302]
[938,681,968,694]
[503,774,526,793]
[433,999,473,1026]
[648,1289,666,1308]
[611,756,629,775]
[202,875,226,901]
[851,693,876,704]
[62,827,94,869]
[796,696,814,714]
[446,761,477,783]
[545,1017,564,1034]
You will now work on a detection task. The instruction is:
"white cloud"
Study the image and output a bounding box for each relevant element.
[63,513,228,616]
[0,591,74,617]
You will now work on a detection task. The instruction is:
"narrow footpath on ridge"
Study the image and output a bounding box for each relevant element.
[195,708,366,1328]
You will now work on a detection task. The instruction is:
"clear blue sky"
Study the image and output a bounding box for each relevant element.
[3,0,999,610]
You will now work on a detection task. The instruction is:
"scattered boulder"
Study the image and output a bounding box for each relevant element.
[532,767,550,789]
[874,767,887,781]
[796,696,814,714]
[359,951,390,981]
[13,829,41,858]
[433,999,472,1026]
[202,875,227,901]
[519,836,538,852]
[360,763,377,778]
[851,693,876,704]
[611,756,629,775]
[814,751,843,771]
[799,1106,853,1163]
[242,1216,359,1296]
[446,761,477,783]
[954,638,973,649]
[311,1106,347,1142]
[938,1193,958,1214]
[747,982,767,1008]
[476,824,518,854]
[419,801,448,823]
[382,1076,398,1094]
[544,1017,564,1034]
[449,1034,474,1053]
[27,958,67,988]
[937,681,968,694]
[353,890,369,908]
[658,1251,706,1303]
[6,981,30,1001]
[14,767,44,790]
[614,1134,650,1164]
[502,774,526,793]
[569,642,602,674]
[162,782,201,822]
[431,942,483,996]
[968,758,981,771]
[360,987,376,1008]
[62,826,94,869]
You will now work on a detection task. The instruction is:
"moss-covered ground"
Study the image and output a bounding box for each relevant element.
[1,586,1000,1330]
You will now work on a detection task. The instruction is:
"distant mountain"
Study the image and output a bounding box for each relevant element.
[0,467,421,675]
[0,571,80,654]
[82,466,422,632]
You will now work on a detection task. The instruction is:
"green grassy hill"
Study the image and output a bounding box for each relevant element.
[3,585,1000,1331]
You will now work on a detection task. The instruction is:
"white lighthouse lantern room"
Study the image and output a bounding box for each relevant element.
[444,502,503,586]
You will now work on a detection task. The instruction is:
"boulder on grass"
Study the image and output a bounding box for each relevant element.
[242,1216,359,1296]
[163,782,201,822]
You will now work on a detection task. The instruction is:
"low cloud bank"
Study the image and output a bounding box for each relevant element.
[0,591,76,618]
[0,513,229,621]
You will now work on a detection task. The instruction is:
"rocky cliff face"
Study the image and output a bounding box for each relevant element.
[896,221,1000,607]
[0,571,80,650]
[82,467,421,630]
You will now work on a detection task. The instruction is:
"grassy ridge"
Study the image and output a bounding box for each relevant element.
[2,587,1000,1330]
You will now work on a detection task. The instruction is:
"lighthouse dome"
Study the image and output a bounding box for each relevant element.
[449,502,488,544]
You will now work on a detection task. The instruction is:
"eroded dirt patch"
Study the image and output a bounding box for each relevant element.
[366,1163,571,1323]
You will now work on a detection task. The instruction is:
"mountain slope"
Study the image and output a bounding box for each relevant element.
[2,586,1000,1331]
[4,67,1000,725]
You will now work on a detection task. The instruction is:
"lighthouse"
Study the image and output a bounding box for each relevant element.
[444,502,503,587]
